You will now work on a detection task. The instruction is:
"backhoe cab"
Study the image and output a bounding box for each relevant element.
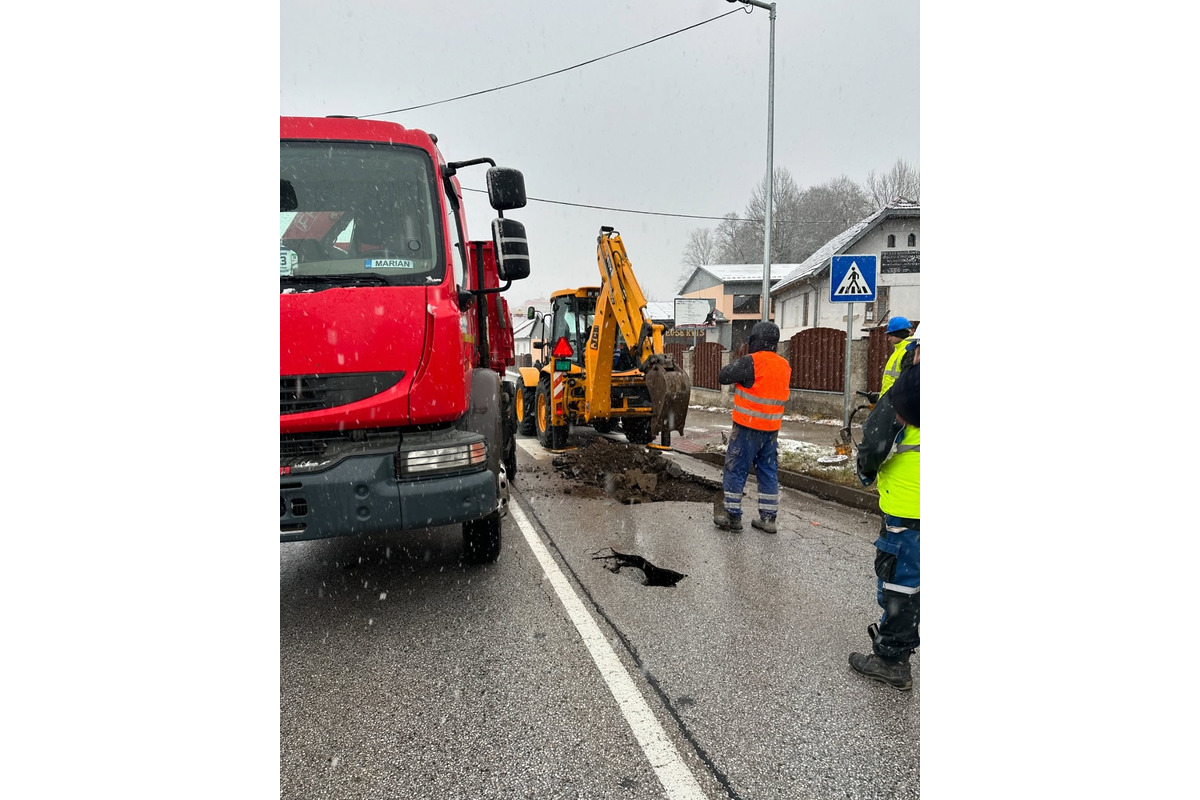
[514,227,691,451]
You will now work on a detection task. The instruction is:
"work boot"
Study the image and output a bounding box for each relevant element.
[751,516,777,534]
[713,509,743,532]
[848,651,912,691]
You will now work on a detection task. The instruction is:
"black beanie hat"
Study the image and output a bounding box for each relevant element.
[890,362,920,428]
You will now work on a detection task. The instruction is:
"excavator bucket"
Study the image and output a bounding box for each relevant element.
[644,355,691,440]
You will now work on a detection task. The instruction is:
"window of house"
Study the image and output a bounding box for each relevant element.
[732,294,760,314]
[802,292,810,326]
[887,234,896,248]
[907,233,916,247]
[867,286,890,324]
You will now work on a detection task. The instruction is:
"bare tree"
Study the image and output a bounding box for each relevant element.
[866,158,921,207]
[673,228,717,292]
[681,227,716,268]
[713,211,759,264]
[792,175,874,259]
[742,167,807,264]
[681,165,883,272]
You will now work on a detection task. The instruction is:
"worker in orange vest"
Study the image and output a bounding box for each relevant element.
[713,322,792,534]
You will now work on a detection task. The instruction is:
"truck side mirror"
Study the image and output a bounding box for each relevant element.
[486,167,526,211]
[526,306,537,319]
[491,217,530,281]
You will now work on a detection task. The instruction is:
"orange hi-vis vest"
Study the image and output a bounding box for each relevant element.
[732,351,791,431]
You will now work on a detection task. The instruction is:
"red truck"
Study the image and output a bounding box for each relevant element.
[279,115,529,562]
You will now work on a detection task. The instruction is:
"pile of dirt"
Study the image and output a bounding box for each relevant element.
[551,438,720,505]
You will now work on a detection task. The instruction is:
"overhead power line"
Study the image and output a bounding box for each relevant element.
[360,9,743,118]
[462,187,851,226]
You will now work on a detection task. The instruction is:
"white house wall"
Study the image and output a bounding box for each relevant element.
[776,214,919,341]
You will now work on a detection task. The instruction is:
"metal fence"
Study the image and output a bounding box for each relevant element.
[788,328,844,391]
[692,342,725,389]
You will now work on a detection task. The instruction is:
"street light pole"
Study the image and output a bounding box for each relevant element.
[729,0,777,322]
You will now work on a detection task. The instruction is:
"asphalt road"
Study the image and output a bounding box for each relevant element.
[280,429,919,799]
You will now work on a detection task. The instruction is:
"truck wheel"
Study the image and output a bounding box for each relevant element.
[463,512,502,564]
[592,419,614,434]
[536,381,568,450]
[516,385,536,436]
[623,417,653,445]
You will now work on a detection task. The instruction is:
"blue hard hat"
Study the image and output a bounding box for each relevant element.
[886,316,911,334]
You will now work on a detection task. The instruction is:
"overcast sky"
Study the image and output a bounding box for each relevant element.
[280,0,918,305]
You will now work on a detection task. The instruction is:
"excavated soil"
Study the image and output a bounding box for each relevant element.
[551,438,721,505]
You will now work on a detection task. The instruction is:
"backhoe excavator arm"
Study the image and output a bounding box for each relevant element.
[583,225,692,439]
[595,227,666,362]
[585,227,664,417]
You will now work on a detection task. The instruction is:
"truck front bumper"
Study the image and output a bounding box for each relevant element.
[280,450,497,543]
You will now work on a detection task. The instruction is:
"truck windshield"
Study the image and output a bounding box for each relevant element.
[280,141,443,285]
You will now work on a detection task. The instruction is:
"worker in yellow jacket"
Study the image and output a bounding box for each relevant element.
[879,316,916,397]
[852,346,920,691]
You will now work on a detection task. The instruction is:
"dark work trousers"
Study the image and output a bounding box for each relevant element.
[872,514,921,660]
[722,422,780,520]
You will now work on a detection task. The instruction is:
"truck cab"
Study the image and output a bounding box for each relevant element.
[279,116,529,562]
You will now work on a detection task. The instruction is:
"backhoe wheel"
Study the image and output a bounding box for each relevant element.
[463,511,501,564]
[516,385,536,436]
[535,380,568,450]
[623,417,653,445]
[591,419,614,434]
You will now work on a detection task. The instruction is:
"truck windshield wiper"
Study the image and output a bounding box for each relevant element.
[281,273,391,289]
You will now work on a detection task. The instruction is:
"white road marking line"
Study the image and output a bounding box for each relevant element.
[515,437,547,458]
[509,500,707,799]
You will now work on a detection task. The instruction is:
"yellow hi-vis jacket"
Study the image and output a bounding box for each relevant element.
[879,337,913,397]
[877,424,920,518]
[732,351,791,431]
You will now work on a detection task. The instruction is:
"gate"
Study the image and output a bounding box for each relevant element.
[692,342,725,389]
[788,328,845,391]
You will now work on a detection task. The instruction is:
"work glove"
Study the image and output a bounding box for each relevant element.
[856,465,876,487]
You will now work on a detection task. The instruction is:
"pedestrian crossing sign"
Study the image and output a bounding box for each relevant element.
[829,254,877,303]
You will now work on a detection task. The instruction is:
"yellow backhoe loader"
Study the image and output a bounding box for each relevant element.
[514,226,692,451]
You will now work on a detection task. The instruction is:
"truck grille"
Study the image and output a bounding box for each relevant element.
[280,371,406,414]
[281,429,402,473]
[280,435,330,460]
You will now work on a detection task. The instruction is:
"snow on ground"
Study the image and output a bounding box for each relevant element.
[685,406,858,481]
[777,439,833,456]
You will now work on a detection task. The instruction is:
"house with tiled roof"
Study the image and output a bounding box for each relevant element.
[675,263,800,349]
[770,201,920,341]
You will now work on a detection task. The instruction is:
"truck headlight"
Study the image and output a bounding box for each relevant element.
[398,441,488,476]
